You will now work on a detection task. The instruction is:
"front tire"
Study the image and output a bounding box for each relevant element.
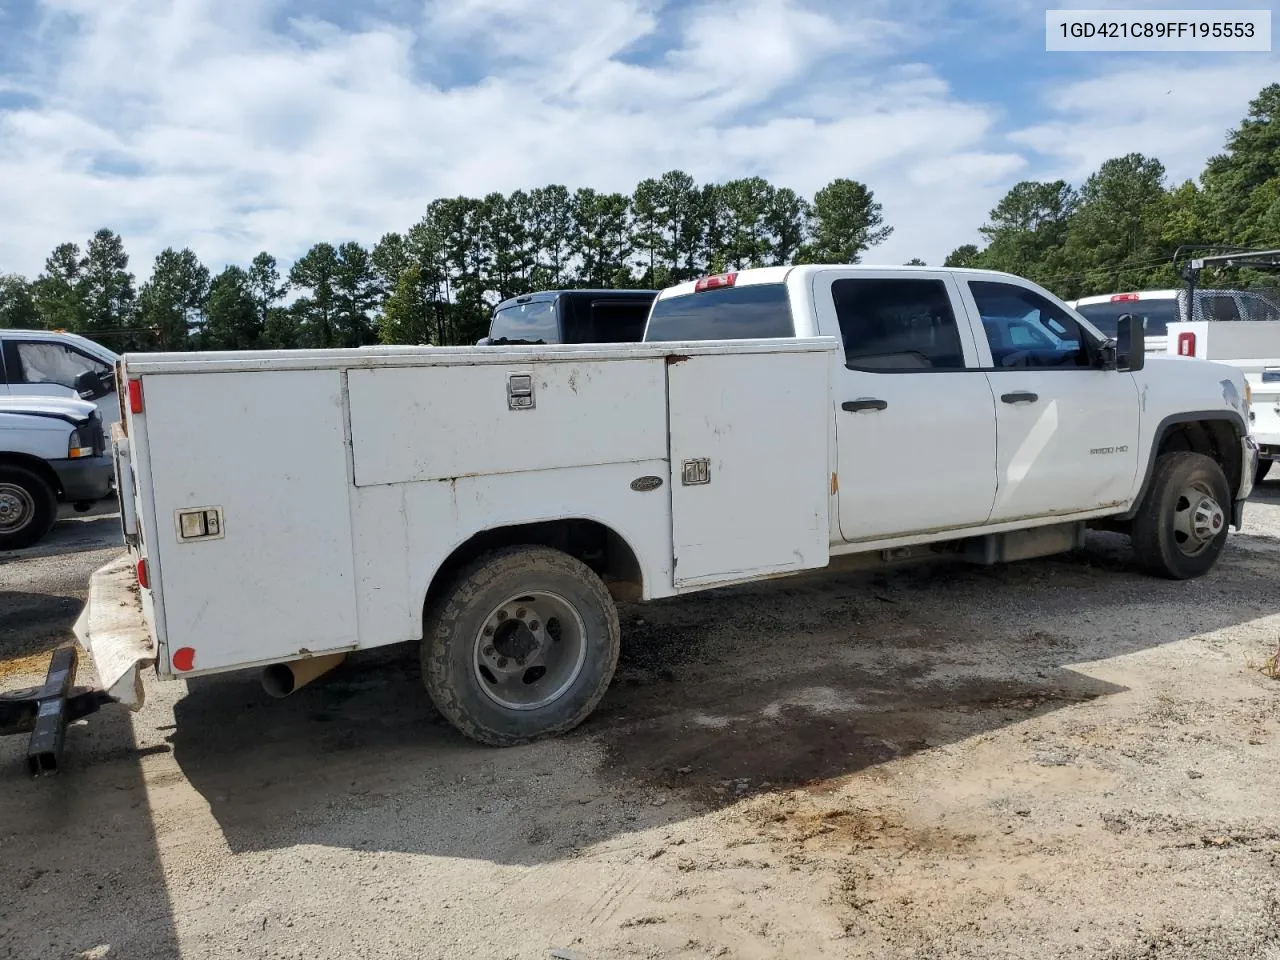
[1131,452,1231,580]
[421,545,621,746]
[0,465,57,551]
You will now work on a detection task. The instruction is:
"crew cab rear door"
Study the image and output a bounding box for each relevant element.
[810,269,999,542]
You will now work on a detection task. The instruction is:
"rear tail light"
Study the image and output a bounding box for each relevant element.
[694,272,737,292]
[1177,331,1197,356]
[136,558,149,589]
[1110,293,1140,302]
[127,378,144,414]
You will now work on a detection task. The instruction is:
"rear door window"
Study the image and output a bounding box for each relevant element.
[832,278,966,371]
[643,284,793,342]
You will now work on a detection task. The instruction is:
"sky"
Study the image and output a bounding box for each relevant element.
[0,0,1277,281]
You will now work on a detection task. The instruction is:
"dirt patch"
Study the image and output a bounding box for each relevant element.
[0,648,52,683]
[598,646,1114,806]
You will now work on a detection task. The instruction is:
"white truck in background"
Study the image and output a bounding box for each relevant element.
[72,265,1257,751]
[1068,286,1280,358]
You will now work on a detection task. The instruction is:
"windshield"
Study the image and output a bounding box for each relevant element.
[643,284,793,342]
[489,300,558,344]
[1075,299,1177,337]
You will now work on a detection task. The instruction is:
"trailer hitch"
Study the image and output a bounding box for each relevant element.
[0,646,115,776]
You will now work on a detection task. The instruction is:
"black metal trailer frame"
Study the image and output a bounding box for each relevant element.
[0,645,114,775]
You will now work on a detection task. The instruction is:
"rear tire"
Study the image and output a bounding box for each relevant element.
[1131,452,1231,580]
[421,545,621,746]
[1256,459,1272,485]
[0,465,57,551]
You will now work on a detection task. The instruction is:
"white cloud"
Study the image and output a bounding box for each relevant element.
[0,0,1276,280]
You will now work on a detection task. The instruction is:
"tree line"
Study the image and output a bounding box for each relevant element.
[1,82,1277,352]
[0,175,889,352]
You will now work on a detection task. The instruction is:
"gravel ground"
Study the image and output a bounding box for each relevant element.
[2,491,1280,960]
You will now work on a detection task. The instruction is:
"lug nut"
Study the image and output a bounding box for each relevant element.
[484,645,496,657]
[497,657,509,669]
[528,620,539,631]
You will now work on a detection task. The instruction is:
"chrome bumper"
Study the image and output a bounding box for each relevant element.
[71,554,155,709]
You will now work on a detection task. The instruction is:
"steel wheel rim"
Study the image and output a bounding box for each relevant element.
[472,590,587,711]
[0,482,35,534]
[1172,479,1224,557]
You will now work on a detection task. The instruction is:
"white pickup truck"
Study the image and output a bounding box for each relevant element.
[74,265,1257,747]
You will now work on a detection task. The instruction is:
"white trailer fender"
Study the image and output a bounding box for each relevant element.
[72,554,155,708]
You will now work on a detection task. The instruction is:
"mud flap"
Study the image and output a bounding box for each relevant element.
[72,554,155,709]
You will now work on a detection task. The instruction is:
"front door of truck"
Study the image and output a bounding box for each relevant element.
[811,270,999,543]
[956,278,1140,522]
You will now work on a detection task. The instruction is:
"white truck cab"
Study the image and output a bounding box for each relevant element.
[0,330,121,434]
[72,264,1256,754]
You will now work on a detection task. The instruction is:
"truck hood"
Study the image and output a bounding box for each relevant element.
[0,395,97,425]
[0,395,97,419]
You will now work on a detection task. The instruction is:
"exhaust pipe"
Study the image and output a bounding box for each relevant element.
[261,652,346,698]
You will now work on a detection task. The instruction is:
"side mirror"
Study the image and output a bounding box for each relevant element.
[1116,314,1145,371]
[74,370,109,401]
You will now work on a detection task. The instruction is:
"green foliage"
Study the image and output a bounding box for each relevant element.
[138,247,209,350]
[80,229,138,346]
[288,242,341,348]
[247,252,289,331]
[378,264,435,345]
[0,274,39,328]
[799,178,892,264]
[944,244,980,268]
[202,267,262,350]
[32,242,88,333]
